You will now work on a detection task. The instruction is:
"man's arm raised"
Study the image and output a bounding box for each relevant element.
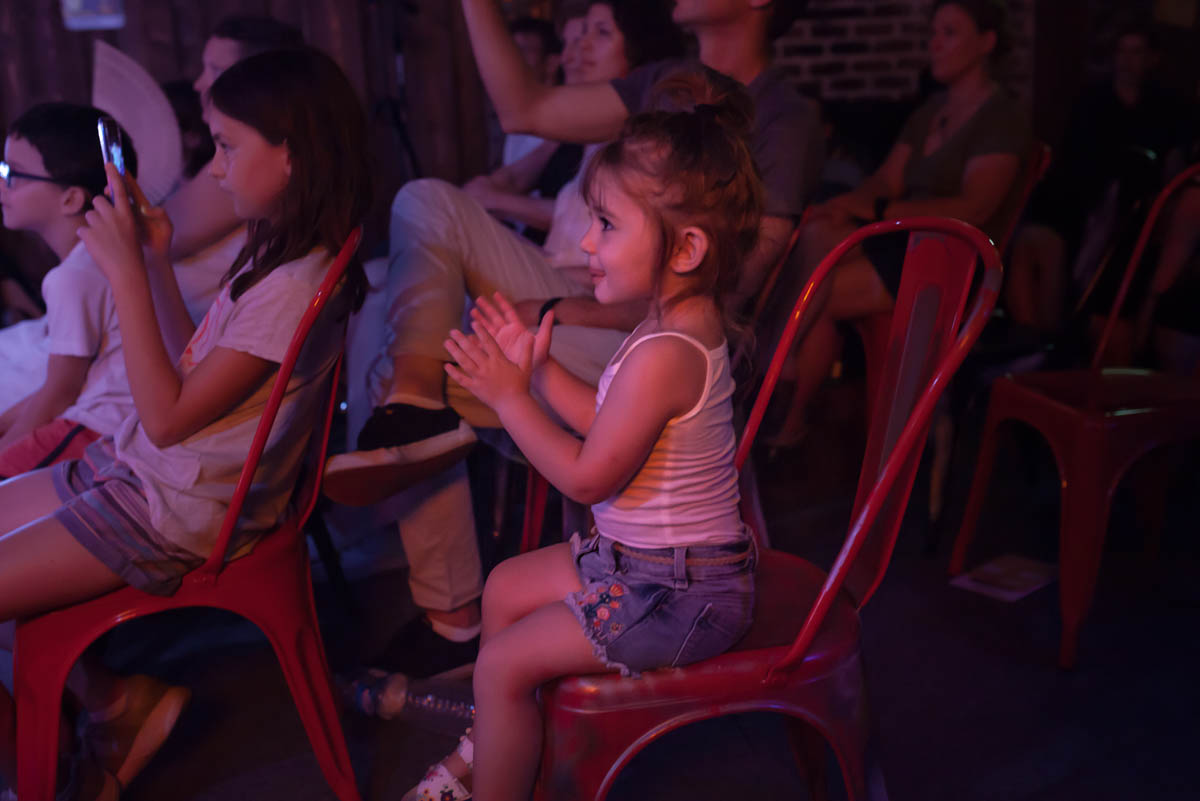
[461,0,628,144]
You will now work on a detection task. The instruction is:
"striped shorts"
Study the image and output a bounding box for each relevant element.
[52,438,203,596]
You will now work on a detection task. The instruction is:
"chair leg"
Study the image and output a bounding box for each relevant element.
[538,710,636,801]
[249,602,362,801]
[812,711,889,801]
[1056,441,1115,670]
[307,499,354,613]
[1131,447,1172,570]
[13,655,70,801]
[520,469,549,554]
[491,454,510,541]
[948,401,1005,575]
[785,717,830,801]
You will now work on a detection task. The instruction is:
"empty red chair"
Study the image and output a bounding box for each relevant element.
[534,218,1003,801]
[13,229,365,801]
[950,162,1200,669]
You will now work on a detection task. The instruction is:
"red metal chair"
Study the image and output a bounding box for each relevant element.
[534,218,1003,801]
[949,162,1200,669]
[13,229,365,801]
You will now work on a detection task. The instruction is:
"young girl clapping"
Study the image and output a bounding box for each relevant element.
[406,71,764,801]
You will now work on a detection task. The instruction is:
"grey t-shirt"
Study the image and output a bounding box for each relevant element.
[897,90,1032,241]
[612,60,823,220]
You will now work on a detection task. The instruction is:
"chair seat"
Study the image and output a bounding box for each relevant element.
[1003,368,1200,418]
[17,519,308,693]
[546,549,860,711]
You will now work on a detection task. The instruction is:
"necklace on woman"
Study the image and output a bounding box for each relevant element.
[926,81,997,154]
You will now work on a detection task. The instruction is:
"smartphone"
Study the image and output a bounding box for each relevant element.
[97,116,125,176]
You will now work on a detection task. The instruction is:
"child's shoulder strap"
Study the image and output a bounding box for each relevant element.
[609,329,712,373]
[616,331,720,423]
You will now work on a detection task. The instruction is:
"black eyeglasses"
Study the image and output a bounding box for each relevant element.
[0,160,64,189]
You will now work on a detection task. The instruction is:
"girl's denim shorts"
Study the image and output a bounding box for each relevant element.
[564,531,756,677]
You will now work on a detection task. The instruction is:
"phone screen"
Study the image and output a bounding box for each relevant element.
[97,117,125,176]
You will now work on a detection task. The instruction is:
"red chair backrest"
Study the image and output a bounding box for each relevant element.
[844,231,978,603]
[1092,161,1200,369]
[734,218,1002,679]
[194,226,363,582]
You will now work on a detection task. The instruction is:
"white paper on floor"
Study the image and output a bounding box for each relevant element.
[950,554,1056,602]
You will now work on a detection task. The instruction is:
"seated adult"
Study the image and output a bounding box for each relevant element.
[166,15,304,319]
[774,0,1030,448]
[330,0,820,697]
[462,12,586,241]
[1009,21,1189,333]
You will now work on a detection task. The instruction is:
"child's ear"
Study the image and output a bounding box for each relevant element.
[670,226,709,275]
[59,186,88,217]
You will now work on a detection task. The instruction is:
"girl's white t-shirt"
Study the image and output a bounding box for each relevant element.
[114,248,346,558]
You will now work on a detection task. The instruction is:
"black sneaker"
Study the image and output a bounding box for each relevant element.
[375,615,480,679]
[323,403,477,506]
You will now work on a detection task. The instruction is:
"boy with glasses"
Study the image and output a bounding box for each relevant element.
[0,103,140,477]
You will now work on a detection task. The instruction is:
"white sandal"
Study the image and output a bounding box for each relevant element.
[401,730,474,801]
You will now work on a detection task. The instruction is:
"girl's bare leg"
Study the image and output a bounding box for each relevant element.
[473,602,606,801]
[0,468,64,534]
[410,543,586,793]
[480,542,582,642]
[0,470,129,786]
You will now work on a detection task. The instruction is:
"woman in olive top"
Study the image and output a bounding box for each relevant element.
[774,0,1030,449]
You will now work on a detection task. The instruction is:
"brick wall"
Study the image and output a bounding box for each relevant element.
[774,0,1035,103]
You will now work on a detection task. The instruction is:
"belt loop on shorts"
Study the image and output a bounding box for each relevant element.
[673,546,688,590]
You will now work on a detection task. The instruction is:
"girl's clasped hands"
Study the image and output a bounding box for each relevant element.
[444,292,554,411]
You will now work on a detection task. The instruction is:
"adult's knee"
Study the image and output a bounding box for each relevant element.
[799,216,846,265]
[391,178,456,216]
[389,178,462,245]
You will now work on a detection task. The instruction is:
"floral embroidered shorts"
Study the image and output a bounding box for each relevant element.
[564,531,756,677]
